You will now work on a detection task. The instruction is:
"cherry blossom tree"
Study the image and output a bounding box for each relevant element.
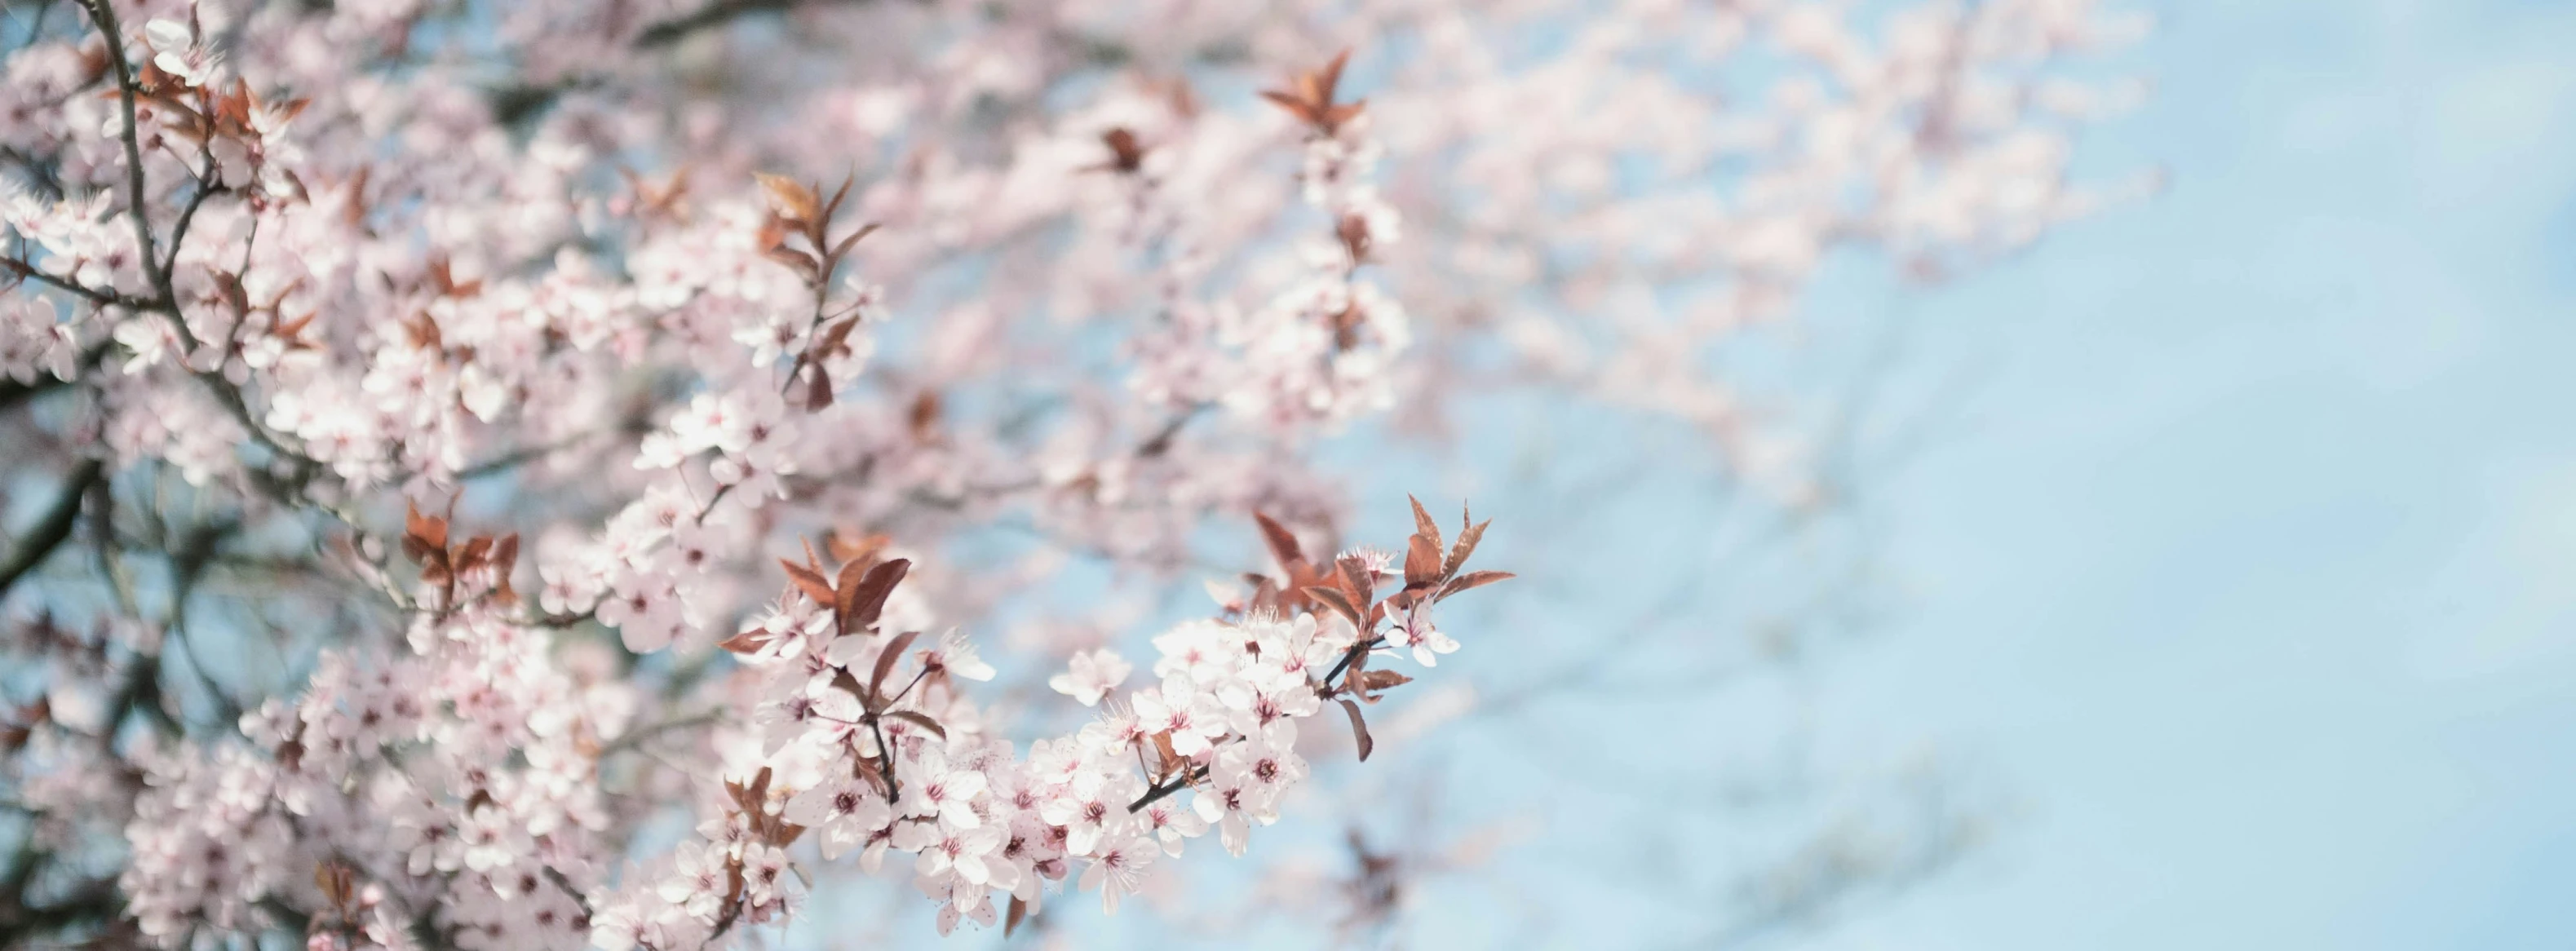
[0,0,2144,947]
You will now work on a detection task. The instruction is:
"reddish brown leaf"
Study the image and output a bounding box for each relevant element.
[825,222,881,264]
[1259,90,1320,126]
[907,391,942,442]
[1253,511,1306,571]
[767,820,807,847]
[764,246,821,282]
[1337,213,1374,263]
[779,559,835,606]
[816,316,861,361]
[1005,896,1029,938]
[806,362,833,409]
[869,630,923,708]
[1303,586,1363,627]
[272,309,317,342]
[843,558,910,633]
[490,533,520,599]
[832,555,870,630]
[1263,48,1367,135]
[1436,570,1516,602]
[823,174,855,229]
[1408,495,1442,554]
[1100,127,1145,173]
[405,502,448,553]
[1338,698,1374,761]
[883,710,946,741]
[830,667,866,701]
[852,754,889,795]
[1357,669,1413,697]
[1338,555,1375,606]
[1316,49,1352,104]
[1404,534,1440,590]
[755,173,820,224]
[1445,510,1489,578]
[825,530,889,565]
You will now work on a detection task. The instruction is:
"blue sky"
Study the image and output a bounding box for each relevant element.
[1771,1,2576,947]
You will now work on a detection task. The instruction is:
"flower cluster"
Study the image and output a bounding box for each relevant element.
[582,501,1506,943]
[122,593,635,951]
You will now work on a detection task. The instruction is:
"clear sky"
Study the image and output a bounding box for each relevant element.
[1767,1,2576,947]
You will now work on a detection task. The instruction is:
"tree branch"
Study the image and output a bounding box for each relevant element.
[634,0,798,48]
[76,0,167,301]
[0,458,104,599]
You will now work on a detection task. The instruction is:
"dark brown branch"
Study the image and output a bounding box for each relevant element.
[634,0,798,47]
[1320,635,1383,688]
[1126,765,1208,814]
[0,458,104,599]
[0,344,112,415]
[76,0,167,299]
[2,258,149,310]
[161,153,224,283]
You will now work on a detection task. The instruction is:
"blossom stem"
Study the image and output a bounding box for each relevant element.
[1126,765,1207,814]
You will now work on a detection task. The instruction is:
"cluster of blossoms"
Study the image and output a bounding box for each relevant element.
[93,490,1499,950]
[121,537,633,951]
[584,502,1503,944]
[0,0,2140,946]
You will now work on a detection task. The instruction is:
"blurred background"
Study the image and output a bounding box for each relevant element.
[1374,1,2576,948]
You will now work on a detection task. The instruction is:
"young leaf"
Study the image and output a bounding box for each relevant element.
[883,710,946,741]
[843,558,911,633]
[806,362,834,409]
[1338,698,1374,761]
[1304,586,1363,627]
[405,502,448,554]
[832,555,871,630]
[823,174,854,228]
[1100,127,1145,173]
[1253,511,1306,571]
[755,172,820,223]
[1338,555,1375,607]
[826,222,881,265]
[1436,569,1516,602]
[1404,533,1440,590]
[1357,669,1413,696]
[1408,494,1442,554]
[1005,896,1029,938]
[869,630,923,706]
[852,754,888,795]
[778,559,835,606]
[490,533,520,601]
[825,530,889,565]
[1445,511,1490,578]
